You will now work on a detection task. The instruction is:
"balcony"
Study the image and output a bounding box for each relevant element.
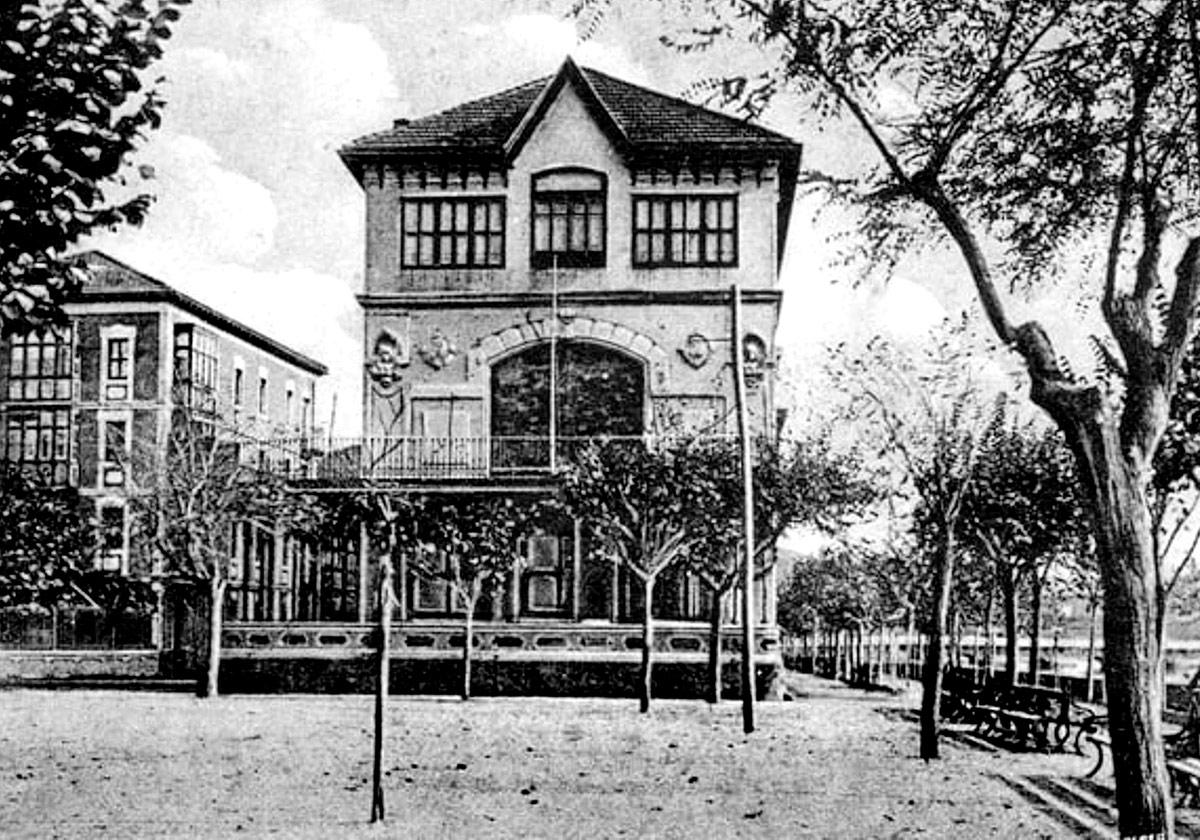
[251,435,731,484]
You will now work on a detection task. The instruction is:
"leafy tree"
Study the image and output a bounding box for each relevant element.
[136,413,323,698]
[561,439,707,713]
[572,0,1200,831]
[957,420,1085,686]
[834,331,999,758]
[409,495,540,701]
[0,0,189,332]
[685,435,876,701]
[0,463,95,608]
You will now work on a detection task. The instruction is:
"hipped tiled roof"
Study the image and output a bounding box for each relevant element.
[340,58,800,166]
[73,251,328,376]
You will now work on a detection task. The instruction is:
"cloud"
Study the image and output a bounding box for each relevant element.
[458,13,650,85]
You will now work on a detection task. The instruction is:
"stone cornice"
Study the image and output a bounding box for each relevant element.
[357,289,783,309]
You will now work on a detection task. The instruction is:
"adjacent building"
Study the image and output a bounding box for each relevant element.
[219,58,802,696]
[0,250,325,595]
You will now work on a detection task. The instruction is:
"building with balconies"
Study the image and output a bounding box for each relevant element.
[0,251,325,660]
[219,58,801,697]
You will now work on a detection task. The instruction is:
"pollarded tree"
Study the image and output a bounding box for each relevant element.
[0,0,189,332]
[409,495,540,701]
[561,439,708,713]
[684,435,876,702]
[571,1,1200,832]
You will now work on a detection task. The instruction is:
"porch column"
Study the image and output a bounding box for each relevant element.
[357,522,370,623]
[571,518,581,621]
[272,527,285,621]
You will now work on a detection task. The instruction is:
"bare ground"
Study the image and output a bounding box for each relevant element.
[0,673,1139,839]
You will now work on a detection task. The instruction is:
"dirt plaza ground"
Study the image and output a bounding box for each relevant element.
[0,672,1181,839]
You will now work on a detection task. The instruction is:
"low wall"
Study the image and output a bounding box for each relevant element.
[0,650,160,684]
[217,655,780,700]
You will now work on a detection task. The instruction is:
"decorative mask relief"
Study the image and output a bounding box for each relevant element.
[366,327,409,396]
[417,327,458,370]
[678,333,712,369]
[743,333,768,387]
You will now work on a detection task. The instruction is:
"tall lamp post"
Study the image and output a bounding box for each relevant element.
[731,282,757,735]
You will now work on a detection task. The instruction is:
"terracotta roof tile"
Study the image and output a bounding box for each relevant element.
[341,62,798,160]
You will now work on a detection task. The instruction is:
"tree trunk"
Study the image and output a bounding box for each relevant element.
[706,587,723,704]
[371,551,394,824]
[1086,597,1099,704]
[1064,416,1173,839]
[984,580,996,680]
[1028,575,1043,686]
[202,576,227,698]
[639,576,655,714]
[1002,568,1019,687]
[920,530,956,761]
[462,597,474,701]
[905,610,915,680]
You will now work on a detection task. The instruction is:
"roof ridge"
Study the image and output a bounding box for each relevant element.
[580,65,796,145]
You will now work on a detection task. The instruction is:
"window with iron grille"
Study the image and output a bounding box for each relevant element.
[532,170,605,268]
[401,197,505,268]
[632,195,737,267]
[3,408,71,485]
[6,327,72,402]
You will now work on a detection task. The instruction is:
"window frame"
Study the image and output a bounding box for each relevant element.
[400,196,506,269]
[530,168,607,269]
[98,411,131,488]
[3,407,72,485]
[257,367,269,416]
[100,325,136,402]
[6,326,73,402]
[631,194,738,268]
[96,500,128,573]
[521,530,572,616]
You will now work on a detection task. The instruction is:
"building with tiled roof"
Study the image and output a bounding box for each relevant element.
[219,58,803,699]
[0,249,323,590]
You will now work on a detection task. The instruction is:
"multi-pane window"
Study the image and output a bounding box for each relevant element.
[532,170,605,268]
[523,532,570,614]
[173,326,218,413]
[7,327,72,401]
[3,408,71,484]
[101,418,127,463]
[106,338,130,380]
[97,503,127,572]
[401,197,505,268]
[101,325,136,401]
[633,195,737,267]
[173,326,218,391]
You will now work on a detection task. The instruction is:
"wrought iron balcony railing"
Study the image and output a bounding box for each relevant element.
[248,434,735,483]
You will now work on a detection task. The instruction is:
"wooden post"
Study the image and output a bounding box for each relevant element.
[731,282,756,735]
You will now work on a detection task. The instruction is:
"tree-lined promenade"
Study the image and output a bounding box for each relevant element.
[0,677,1103,840]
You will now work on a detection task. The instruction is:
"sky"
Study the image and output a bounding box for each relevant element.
[84,0,979,437]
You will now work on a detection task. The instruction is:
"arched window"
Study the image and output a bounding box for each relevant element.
[490,340,643,469]
[531,169,606,268]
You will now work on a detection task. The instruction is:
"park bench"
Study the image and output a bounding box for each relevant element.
[974,682,1096,752]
